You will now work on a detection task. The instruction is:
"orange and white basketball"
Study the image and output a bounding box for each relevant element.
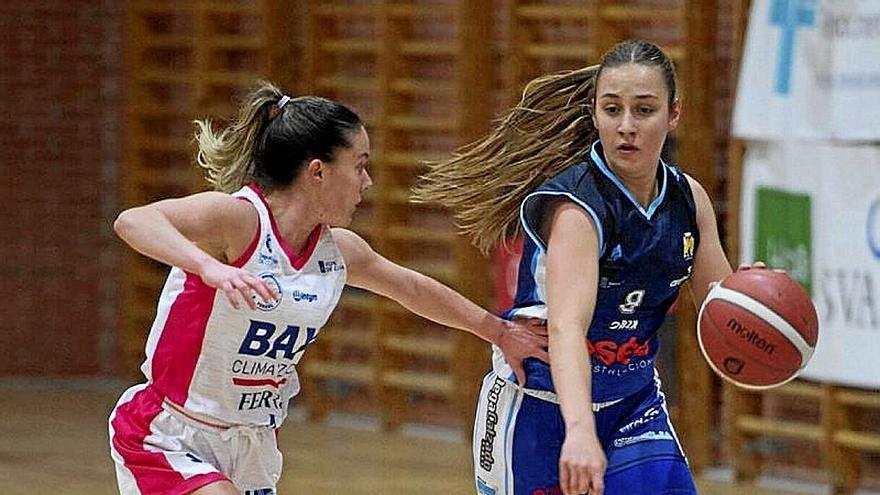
[697,269,819,390]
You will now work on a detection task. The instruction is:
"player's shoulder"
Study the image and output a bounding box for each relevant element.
[657,160,691,191]
[330,227,366,246]
[535,161,603,199]
[162,190,258,225]
[674,171,718,228]
[551,161,595,184]
[677,171,711,206]
[192,189,249,204]
[207,190,261,227]
[329,228,373,264]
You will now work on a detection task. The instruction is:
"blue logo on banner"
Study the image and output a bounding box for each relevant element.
[770,0,817,95]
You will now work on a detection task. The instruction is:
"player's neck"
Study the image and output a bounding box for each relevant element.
[616,166,659,209]
[264,191,321,256]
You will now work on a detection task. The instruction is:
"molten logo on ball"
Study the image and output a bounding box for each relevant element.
[726,318,776,355]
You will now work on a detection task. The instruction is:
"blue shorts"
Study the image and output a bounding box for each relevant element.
[472,371,696,495]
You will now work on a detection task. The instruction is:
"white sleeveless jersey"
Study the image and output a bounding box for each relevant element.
[139,184,346,427]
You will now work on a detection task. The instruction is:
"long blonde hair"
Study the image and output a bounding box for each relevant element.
[194,81,283,193]
[412,39,678,255]
[412,65,599,254]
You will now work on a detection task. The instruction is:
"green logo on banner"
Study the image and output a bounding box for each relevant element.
[754,187,812,294]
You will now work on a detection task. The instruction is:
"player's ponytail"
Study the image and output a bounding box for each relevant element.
[412,65,600,255]
[195,81,363,194]
[195,81,282,193]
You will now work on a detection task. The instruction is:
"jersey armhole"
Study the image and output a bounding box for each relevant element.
[520,191,606,257]
[228,196,261,268]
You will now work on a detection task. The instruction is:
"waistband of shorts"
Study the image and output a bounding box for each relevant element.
[161,399,236,430]
[519,386,623,411]
[160,399,276,442]
[161,399,275,443]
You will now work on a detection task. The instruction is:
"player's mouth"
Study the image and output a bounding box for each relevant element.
[617,143,639,154]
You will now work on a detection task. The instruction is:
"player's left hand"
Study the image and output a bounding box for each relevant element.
[738,260,787,275]
[498,318,549,387]
[710,261,783,291]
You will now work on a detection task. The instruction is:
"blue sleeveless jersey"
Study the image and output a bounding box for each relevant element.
[504,141,699,402]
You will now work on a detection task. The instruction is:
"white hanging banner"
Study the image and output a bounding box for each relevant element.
[740,140,880,389]
[733,0,880,141]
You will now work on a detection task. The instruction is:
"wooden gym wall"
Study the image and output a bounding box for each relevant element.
[1,0,123,377]
[297,1,495,431]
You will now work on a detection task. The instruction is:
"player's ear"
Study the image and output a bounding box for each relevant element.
[306,158,324,181]
[590,98,598,128]
[668,98,681,131]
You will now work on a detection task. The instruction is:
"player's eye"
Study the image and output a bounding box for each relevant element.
[603,105,620,115]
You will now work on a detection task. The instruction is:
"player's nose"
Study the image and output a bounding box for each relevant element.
[618,110,637,134]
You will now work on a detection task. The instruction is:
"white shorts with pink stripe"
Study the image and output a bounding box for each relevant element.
[109,384,282,495]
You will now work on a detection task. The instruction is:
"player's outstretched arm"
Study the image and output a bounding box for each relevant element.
[331,227,548,385]
[685,175,733,307]
[113,192,277,309]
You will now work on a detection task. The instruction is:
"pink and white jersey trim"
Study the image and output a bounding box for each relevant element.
[139,184,347,427]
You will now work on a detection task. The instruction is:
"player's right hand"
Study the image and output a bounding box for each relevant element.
[198,260,278,310]
[559,422,606,495]
[498,318,550,387]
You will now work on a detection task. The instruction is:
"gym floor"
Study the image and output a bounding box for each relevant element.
[0,385,834,495]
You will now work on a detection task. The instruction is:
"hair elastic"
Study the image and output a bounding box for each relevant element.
[278,95,291,109]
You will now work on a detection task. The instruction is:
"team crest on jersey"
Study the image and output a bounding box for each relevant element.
[255,273,282,311]
[682,232,695,260]
[258,234,279,266]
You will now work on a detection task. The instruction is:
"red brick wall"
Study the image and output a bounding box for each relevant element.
[0,1,122,376]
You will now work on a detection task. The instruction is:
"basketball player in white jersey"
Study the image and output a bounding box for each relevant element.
[108,82,549,495]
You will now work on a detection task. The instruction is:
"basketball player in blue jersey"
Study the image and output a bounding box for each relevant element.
[414,40,738,495]
[108,82,548,495]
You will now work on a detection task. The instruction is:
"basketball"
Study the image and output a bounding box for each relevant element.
[697,269,819,389]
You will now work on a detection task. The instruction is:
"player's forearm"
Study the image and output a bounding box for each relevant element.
[549,322,596,429]
[389,268,505,345]
[114,206,218,275]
